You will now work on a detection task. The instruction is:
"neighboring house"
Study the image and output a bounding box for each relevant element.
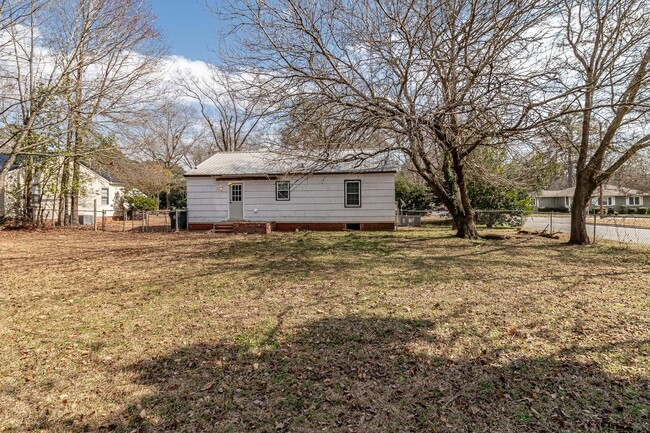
[0,154,125,223]
[185,152,397,231]
[537,184,650,212]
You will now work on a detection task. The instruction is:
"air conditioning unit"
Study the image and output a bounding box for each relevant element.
[398,215,421,227]
[78,214,94,225]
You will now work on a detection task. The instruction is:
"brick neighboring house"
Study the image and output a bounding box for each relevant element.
[536,184,650,212]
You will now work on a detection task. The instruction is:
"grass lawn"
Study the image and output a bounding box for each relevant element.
[0,228,648,432]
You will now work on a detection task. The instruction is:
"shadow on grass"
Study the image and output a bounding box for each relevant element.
[11,230,647,310]
[167,231,645,289]
[83,315,648,433]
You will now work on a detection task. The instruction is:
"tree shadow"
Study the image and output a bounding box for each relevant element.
[89,315,648,432]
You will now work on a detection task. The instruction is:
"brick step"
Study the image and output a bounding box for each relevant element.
[214,224,234,233]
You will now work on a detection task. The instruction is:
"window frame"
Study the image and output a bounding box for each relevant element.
[230,183,243,202]
[31,184,41,206]
[101,188,110,206]
[344,180,362,208]
[275,181,290,201]
[628,196,641,206]
[597,196,615,206]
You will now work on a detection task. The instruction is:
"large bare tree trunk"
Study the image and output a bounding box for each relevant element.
[569,177,595,244]
[451,151,479,239]
[453,212,479,240]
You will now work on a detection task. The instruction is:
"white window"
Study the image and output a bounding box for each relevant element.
[345,180,361,207]
[276,181,290,201]
[31,184,41,205]
[627,196,642,206]
[597,197,615,206]
[564,196,572,208]
[101,188,109,206]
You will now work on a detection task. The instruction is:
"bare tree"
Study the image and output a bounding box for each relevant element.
[0,0,77,187]
[128,102,203,208]
[611,151,650,193]
[223,0,559,238]
[177,65,269,158]
[53,0,163,225]
[0,0,163,225]
[559,0,650,244]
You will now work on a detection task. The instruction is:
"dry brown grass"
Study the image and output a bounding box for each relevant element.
[0,228,648,432]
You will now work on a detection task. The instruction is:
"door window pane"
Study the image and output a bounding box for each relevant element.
[231,184,242,202]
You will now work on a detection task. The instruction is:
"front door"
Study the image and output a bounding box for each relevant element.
[229,183,243,220]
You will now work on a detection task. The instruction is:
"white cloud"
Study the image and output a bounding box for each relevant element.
[160,55,214,84]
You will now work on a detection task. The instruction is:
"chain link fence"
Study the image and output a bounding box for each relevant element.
[398,209,528,229]
[94,209,188,233]
[523,212,650,245]
[398,208,650,245]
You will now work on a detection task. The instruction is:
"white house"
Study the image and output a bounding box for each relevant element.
[185,152,397,231]
[0,155,125,224]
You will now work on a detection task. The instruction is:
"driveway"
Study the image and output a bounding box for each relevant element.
[524,215,650,245]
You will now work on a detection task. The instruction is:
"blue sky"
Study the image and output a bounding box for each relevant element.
[151,0,227,62]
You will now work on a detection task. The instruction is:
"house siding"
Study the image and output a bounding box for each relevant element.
[538,197,565,209]
[538,194,650,212]
[1,164,123,221]
[76,166,123,217]
[186,173,396,226]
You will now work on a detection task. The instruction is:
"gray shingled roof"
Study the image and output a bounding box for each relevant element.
[186,152,397,177]
[0,154,124,184]
[540,184,649,198]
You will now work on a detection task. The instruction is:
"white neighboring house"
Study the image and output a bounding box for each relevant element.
[0,155,125,224]
[185,152,397,231]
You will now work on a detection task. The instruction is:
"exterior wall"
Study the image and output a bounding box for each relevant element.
[274,222,395,231]
[538,197,567,209]
[186,173,396,227]
[186,177,229,223]
[76,166,123,217]
[591,195,648,212]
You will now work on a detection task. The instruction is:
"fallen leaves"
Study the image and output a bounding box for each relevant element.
[1,229,649,432]
[200,381,216,392]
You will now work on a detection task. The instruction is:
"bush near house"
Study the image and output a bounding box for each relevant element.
[395,173,433,212]
[123,189,158,217]
[636,207,648,215]
[594,207,617,215]
[466,180,534,227]
[537,207,570,213]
